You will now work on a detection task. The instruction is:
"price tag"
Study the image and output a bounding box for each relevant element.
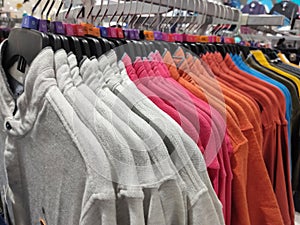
[22,15,38,30]
[52,21,65,34]
[117,28,124,39]
[99,26,108,37]
[64,24,75,36]
[38,20,48,33]
[107,27,118,38]
[75,24,85,36]
[168,33,175,42]
[174,33,183,42]
[154,31,162,40]
[92,27,100,37]
[199,36,209,43]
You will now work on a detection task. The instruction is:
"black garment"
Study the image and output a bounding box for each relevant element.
[270,1,298,23]
[271,61,300,79]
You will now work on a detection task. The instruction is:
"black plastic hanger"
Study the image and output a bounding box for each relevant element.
[191,43,199,55]
[52,0,71,52]
[206,43,216,53]
[239,45,251,58]
[224,44,232,54]
[3,0,52,71]
[165,42,179,55]
[215,44,227,58]
[78,37,91,58]
[228,44,236,55]
[40,0,62,51]
[76,5,93,58]
[84,36,102,58]
[130,40,142,57]
[156,41,164,53]
[81,2,105,58]
[67,36,83,63]
[195,43,206,55]
[183,42,191,51]
[48,33,61,51]
[58,35,70,53]
[63,1,82,61]
[98,36,114,51]
[3,28,50,73]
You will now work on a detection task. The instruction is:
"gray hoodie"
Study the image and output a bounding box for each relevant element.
[70,53,188,225]
[54,50,148,225]
[97,51,224,225]
[0,45,117,225]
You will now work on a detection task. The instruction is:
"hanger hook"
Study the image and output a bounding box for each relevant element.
[93,0,104,23]
[54,0,64,20]
[165,0,177,33]
[220,4,227,33]
[108,0,120,27]
[158,0,171,31]
[211,3,219,35]
[233,8,243,35]
[225,5,235,36]
[45,0,55,20]
[40,0,51,19]
[132,0,146,29]
[197,0,208,34]
[32,0,42,16]
[162,0,175,32]
[128,0,139,28]
[123,0,133,26]
[86,0,96,23]
[184,0,196,33]
[140,0,154,29]
[194,0,207,34]
[100,0,110,24]
[179,0,190,33]
[186,0,200,34]
[116,0,126,26]
[169,0,184,33]
[76,1,86,23]
[149,0,162,29]
[214,3,225,36]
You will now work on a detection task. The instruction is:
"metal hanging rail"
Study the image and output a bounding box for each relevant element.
[55,0,242,24]
[241,14,285,26]
[140,0,240,21]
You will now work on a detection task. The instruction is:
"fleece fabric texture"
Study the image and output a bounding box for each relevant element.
[54,50,146,225]
[67,52,187,225]
[0,45,117,225]
[98,51,224,225]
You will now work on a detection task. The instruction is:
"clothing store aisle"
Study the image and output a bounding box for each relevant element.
[296,212,300,225]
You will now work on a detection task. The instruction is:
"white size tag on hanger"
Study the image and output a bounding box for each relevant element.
[8,61,28,85]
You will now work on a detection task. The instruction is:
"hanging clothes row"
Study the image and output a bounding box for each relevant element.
[114,40,300,225]
[0,0,299,224]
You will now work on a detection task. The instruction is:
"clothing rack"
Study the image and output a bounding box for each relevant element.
[55,0,241,26]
